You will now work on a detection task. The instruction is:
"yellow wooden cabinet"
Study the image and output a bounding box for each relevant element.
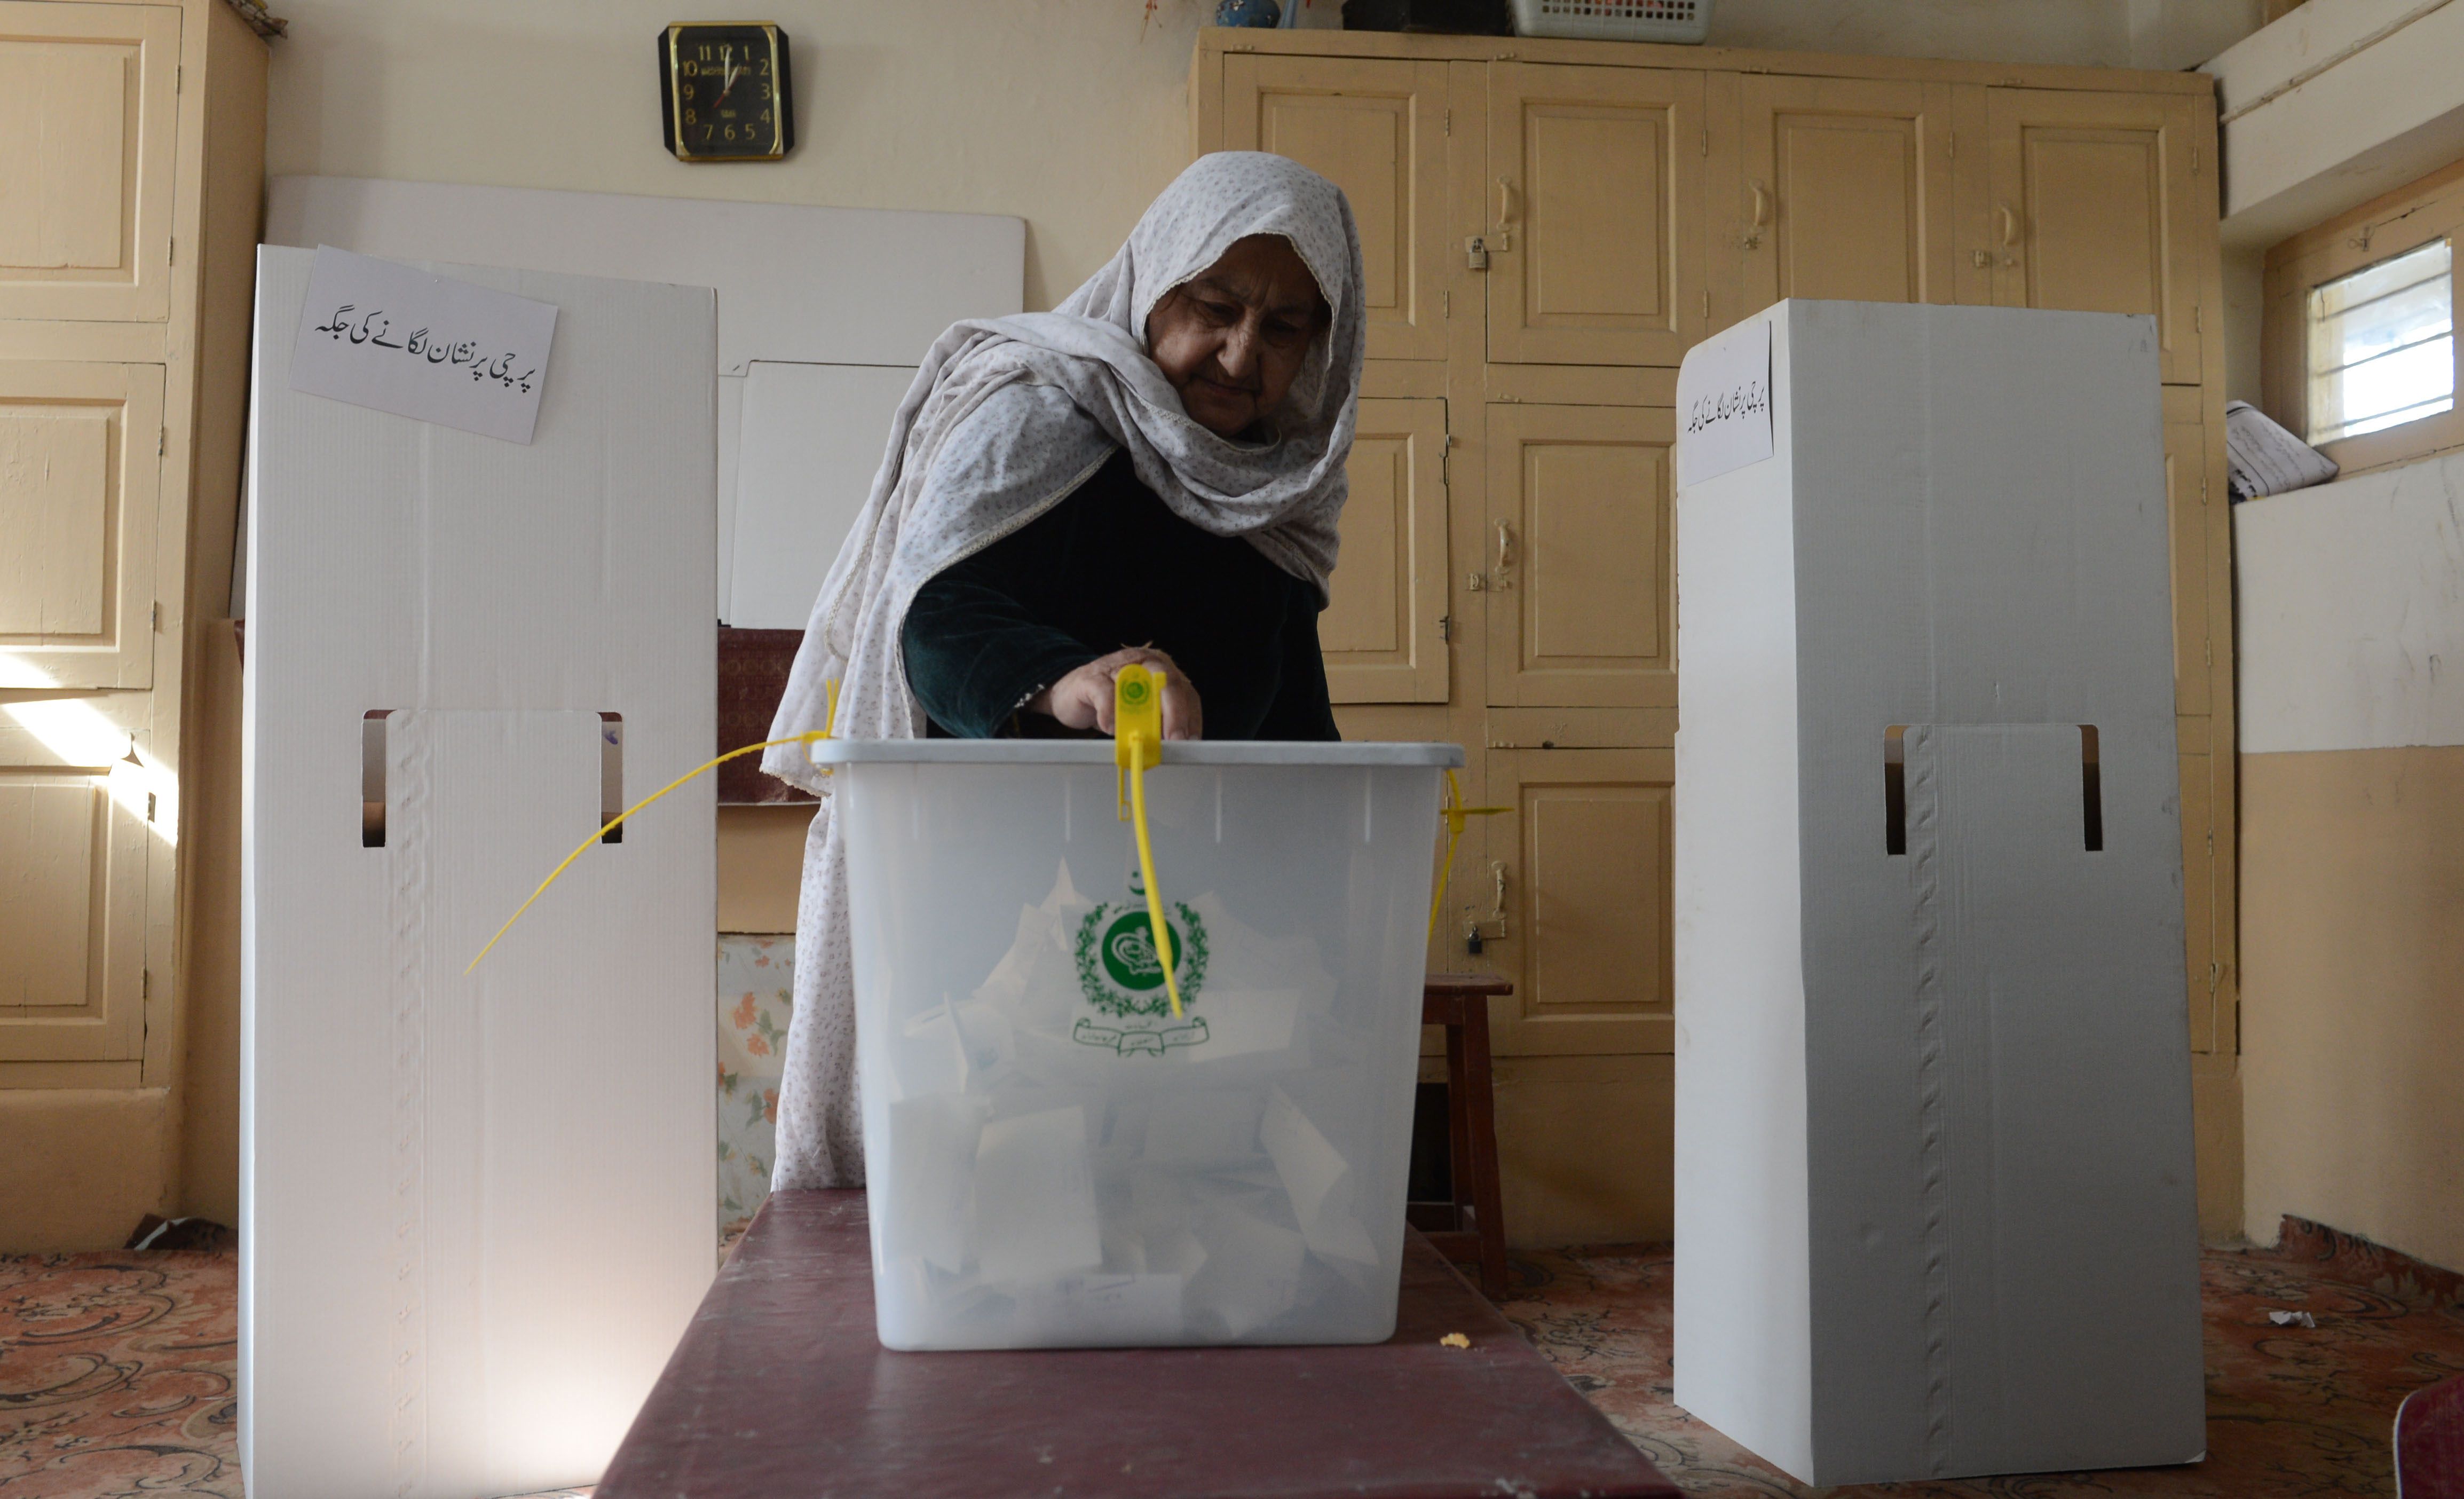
[0,359,165,690]
[0,2,182,324]
[1733,74,1958,311]
[1325,396,1451,703]
[1484,63,1710,368]
[1480,403,1672,710]
[1223,54,1451,362]
[1478,746,1675,1058]
[0,0,265,1247]
[1195,27,2236,1244]
[1976,87,2214,388]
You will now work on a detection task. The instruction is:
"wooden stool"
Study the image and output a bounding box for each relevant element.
[1408,972,1512,1298]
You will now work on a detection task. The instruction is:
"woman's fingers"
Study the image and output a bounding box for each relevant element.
[1034,648,1203,739]
[1161,673,1203,740]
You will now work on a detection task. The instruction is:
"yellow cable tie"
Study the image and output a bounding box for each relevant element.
[1112,664,1181,1019]
[1428,767,1510,943]
[467,680,841,974]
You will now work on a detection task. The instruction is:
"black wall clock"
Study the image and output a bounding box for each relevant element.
[659,22,794,161]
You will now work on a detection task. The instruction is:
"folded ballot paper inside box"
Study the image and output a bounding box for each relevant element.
[817,738,1459,1350]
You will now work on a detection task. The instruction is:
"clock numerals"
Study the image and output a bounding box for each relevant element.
[661,22,794,161]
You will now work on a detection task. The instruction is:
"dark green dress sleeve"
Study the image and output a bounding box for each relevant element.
[899,449,1339,742]
[899,561,1097,739]
[1251,586,1341,741]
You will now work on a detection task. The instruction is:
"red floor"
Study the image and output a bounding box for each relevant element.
[3,1218,2458,1498]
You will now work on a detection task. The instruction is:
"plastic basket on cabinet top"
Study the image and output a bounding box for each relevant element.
[814,737,1462,1350]
[1509,0,1712,43]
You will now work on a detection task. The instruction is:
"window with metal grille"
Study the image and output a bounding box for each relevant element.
[2307,238,2454,446]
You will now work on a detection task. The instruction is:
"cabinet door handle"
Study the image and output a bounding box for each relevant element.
[1495,519,1516,578]
[1998,201,2021,248]
[1496,175,1519,230]
[1746,178,1771,249]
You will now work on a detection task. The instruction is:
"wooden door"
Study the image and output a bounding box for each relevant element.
[0,2,181,323]
[1323,396,1449,703]
[0,360,164,689]
[1980,88,2213,385]
[1738,75,1957,314]
[1222,55,1451,362]
[1486,63,1706,367]
[1474,747,1674,1058]
[1482,403,1672,708]
[0,764,149,1061]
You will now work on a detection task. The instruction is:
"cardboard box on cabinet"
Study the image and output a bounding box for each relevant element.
[1671,301,2204,1486]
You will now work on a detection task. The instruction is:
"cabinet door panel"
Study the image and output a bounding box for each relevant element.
[1476,748,1675,1058]
[1484,404,1672,707]
[1739,76,1956,315]
[0,768,147,1060]
[1223,56,1450,361]
[1487,64,1705,367]
[0,2,181,322]
[1983,88,2212,385]
[1323,396,1449,703]
[0,361,164,688]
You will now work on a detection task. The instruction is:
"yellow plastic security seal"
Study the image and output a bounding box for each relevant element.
[467,679,839,973]
[1112,663,1184,1019]
[1430,768,1509,942]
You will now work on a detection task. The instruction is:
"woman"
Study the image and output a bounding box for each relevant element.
[761,152,1367,1188]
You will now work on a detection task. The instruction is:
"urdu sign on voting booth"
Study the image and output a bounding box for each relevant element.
[289,245,559,444]
[243,247,716,1499]
[1670,301,2204,1486]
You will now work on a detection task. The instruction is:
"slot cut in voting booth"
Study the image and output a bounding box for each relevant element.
[242,246,716,1499]
[1670,302,2204,1486]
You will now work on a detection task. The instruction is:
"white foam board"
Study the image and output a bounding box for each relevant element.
[241,246,716,1499]
[2233,446,2464,754]
[729,360,917,629]
[717,372,744,618]
[263,176,1022,624]
[264,176,1022,374]
[1672,301,2204,1487]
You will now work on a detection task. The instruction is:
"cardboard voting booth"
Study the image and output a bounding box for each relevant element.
[1671,301,2204,1485]
[241,247,716,1498]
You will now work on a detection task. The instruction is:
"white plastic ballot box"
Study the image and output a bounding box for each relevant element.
[1670,301,2204,1486]
[242,247,716,1498]
[810,738,1460,1349]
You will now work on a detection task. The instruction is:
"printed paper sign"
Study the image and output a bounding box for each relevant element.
[290,246,558,444]
[1676,318,1773,487]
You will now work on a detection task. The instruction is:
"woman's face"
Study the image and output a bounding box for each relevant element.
[1144,234,1329,439]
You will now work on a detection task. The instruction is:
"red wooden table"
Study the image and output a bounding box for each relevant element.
[597,1189,1678,1499]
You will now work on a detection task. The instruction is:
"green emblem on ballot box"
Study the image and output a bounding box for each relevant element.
[1073,886,1210,1042]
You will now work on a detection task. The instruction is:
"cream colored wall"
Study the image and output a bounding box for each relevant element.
[2235,461,2464,1271]
[1713,0,2260,70]
[2239,748,2464,1271]
[265,0,1207,312]
[263,2,2263,314]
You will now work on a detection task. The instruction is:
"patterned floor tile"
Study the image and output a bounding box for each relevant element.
[7,1226,2458,1497]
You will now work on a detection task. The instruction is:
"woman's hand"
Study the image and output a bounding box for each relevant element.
[1030,647,1203,740]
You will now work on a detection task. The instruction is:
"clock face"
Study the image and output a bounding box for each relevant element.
[660,23,793,161]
